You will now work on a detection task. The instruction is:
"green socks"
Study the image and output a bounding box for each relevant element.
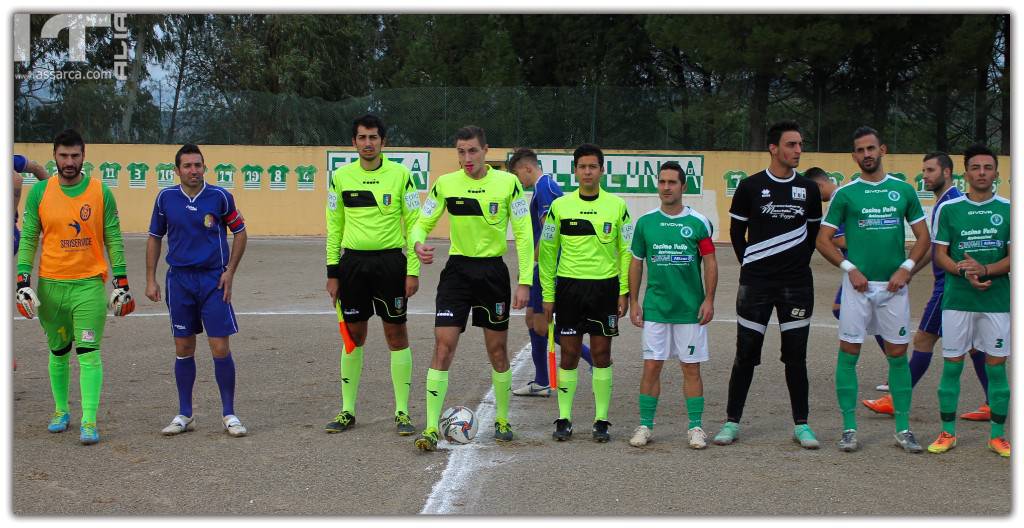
[686,396,705,429]
[557,368,578,420]
[592,366,613,422]
[340,346,364,414]
[425,368,449,431]
[985,362,1009,439]
[937,359,965,435]
[48,351,71,414]
[492,368,512,422]
[390,348,413,415]
[835,350,860,430]
[887,354,913,432]
[639,393,658,428]
[77,351,103,425]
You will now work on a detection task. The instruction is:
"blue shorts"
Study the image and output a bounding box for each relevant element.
[918,287,943,336]
[528,264,544,312]
[833,284,842,306]
[166,266,238,338]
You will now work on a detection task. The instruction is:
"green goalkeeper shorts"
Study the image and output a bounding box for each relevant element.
[36,277,107,351]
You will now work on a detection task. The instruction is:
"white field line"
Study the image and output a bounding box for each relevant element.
[419,341,533,515]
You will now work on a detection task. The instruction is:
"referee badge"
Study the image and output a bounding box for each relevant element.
[489,202,499,216]
[607,315,617,329]
[383,194,392,206]
[395,297,404,310]
[495,302,506,317]
[603,222,612,234]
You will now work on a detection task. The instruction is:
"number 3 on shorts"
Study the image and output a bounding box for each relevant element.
[995,338,1004,349]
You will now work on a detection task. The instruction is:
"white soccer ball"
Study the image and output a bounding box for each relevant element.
[439,406,477,444]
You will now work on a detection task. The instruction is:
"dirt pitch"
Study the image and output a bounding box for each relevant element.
[9,235,1012,516]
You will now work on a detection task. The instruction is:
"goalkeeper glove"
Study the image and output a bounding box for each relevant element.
[108,275,136,316]
[15,273,40,319]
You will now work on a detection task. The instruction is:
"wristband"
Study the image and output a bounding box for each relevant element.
[839,260,857,272]
[17,273,31,289]
[326,264,340,280]
[899,258,915,272]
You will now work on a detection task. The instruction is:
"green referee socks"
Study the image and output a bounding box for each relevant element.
[492,368,512,422]
[639,393,658,428]
[48,351,71,414]
[686,396,705,429]
[887,354,912,432]
[425,368,449,431]
[340,346,364,415]
[937,359,965,435]
[390,348,413,415]
[985,362,1009,439]
[593,366,613,422]
[835,349,860,430]
[76,351,102,425]
[557,368,579,420]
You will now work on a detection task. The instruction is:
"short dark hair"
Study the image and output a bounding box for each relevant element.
[455,125,486,146]
[922,151,954,173]
[507,148,539,172]
[573,143,604,167]
[963,143,998,170]
[767,120,800,148]
[852,126,882,145]
[658,161,685,183]
[352,113,387,140]
[53,129,85,152]
[802,166,829,181]
[175,143,205,168]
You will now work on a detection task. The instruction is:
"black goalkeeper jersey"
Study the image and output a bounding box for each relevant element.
[728,169,822,286]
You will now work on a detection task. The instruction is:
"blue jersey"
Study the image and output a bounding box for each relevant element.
[530,174,563,247]
[929,185,962,288]
[148,183,246,270]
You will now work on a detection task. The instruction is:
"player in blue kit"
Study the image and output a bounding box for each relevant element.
[13,154,51,255]
[507,148,592,397]
[145,144,250,437]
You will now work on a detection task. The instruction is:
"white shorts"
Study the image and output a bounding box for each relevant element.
[838,274,911,345]
[941,310,1011,358]
[642,322,709,363]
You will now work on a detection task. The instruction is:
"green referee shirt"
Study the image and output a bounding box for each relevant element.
[933,194,1010,313]
[538,188,633,302]
[408,165,534,285]
[325,157,421,276]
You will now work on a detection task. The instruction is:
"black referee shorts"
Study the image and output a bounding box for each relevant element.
[435,255,512,332]
[337,248,408,324]
[555,276,621,337]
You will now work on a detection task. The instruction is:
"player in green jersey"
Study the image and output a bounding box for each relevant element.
[539,144,632,443]
[816,126,931,453]
[324,114,422,436]
[16,129,134,445]
[927,144,1011,458]
[627,162,717,449]
[409,126,533,450]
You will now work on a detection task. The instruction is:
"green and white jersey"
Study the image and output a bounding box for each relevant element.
[409,165,534,285]
[326,157,421,276]
[630,206,713,324]
[933,194,1010,313]
[822,174,925,281]
[538,188,633,302]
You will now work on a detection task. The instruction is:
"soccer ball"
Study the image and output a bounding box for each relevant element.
[440,406,477,444]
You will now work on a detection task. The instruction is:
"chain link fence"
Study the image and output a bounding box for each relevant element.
[15,85,1000,153]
